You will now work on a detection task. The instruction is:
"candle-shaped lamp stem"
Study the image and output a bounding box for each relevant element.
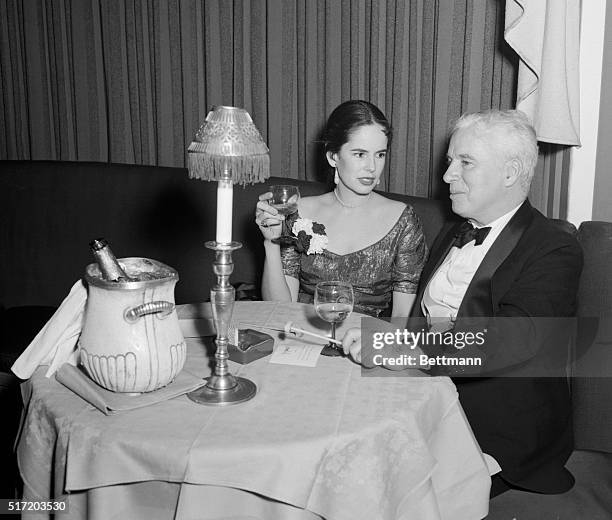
[216,179,233,244]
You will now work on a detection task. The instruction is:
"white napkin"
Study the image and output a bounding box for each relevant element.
[11,280,87,379]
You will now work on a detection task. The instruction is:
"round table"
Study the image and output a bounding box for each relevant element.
[17,301,491,520]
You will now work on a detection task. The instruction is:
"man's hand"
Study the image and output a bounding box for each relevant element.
[342,328,363,364]
[342,325,431,371]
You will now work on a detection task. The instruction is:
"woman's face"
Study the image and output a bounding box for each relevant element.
[327,123,388,194]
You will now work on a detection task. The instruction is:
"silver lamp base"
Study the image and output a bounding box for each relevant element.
[188,375,256,405]
[187,241,257,406]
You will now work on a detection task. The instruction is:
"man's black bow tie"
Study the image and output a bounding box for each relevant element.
[452,221,491,248]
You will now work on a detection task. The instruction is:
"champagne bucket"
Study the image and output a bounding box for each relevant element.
[79,257,186,393]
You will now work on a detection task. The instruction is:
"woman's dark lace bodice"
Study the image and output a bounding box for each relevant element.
[281,205,428,317]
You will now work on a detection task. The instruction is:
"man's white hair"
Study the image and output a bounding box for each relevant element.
[450,109,539,193]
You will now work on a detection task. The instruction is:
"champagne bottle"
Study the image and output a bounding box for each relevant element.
[89,238,131,282]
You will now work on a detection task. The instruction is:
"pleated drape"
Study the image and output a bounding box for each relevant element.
[0,0,570,216]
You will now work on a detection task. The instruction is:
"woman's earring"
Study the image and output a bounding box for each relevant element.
[334,168,339,185]
[376,179,381,186]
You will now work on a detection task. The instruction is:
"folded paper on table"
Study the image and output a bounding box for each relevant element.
[269,342,323,367]
[55,364,205,415]
[11,280,87,380]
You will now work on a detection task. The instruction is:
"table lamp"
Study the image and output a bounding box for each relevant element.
[186,105,269,405]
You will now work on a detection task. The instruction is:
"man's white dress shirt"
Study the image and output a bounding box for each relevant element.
[421,204,522,328]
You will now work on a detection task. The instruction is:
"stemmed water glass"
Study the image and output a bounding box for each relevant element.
[314,281,354,356]
[268,185,300,246]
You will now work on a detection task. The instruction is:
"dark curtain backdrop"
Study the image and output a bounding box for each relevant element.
[0,0,570,216]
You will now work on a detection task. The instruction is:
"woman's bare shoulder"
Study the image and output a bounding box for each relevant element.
[298,193,333,216]
[373,193,407,217]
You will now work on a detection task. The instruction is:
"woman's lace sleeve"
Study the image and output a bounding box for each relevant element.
[281,246,301,279]
[392,206,428,294]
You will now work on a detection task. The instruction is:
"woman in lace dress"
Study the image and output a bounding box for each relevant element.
[255,100,427,318]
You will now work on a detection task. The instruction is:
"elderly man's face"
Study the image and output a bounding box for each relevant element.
[443,126,511,226]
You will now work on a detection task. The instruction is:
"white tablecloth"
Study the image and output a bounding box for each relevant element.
[17,301,490,520]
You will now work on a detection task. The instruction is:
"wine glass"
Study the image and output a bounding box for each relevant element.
[268,185,300,246]
[314,281,354,356]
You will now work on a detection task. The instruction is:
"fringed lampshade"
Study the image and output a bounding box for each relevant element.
[187,106,270,185]
[187,105,270,245]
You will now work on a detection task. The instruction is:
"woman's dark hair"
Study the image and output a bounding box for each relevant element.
[322,100,392,155]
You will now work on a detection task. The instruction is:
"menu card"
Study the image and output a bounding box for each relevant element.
[269,342,324,367]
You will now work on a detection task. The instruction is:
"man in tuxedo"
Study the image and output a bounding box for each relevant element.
[343,109,583,497]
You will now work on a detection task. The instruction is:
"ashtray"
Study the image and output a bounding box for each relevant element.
[227,329,275,364]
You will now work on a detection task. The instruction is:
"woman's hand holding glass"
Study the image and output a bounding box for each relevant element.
[268,185,300,245]
[255,185,300,243]
[255,192,284,241]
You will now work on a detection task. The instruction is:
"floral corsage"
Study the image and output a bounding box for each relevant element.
[291,218,328,255]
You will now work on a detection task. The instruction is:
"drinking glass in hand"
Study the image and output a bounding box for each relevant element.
[314,281,354,356]
[268,185,300,246]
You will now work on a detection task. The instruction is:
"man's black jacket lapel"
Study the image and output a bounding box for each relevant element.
[458,200,532,318]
